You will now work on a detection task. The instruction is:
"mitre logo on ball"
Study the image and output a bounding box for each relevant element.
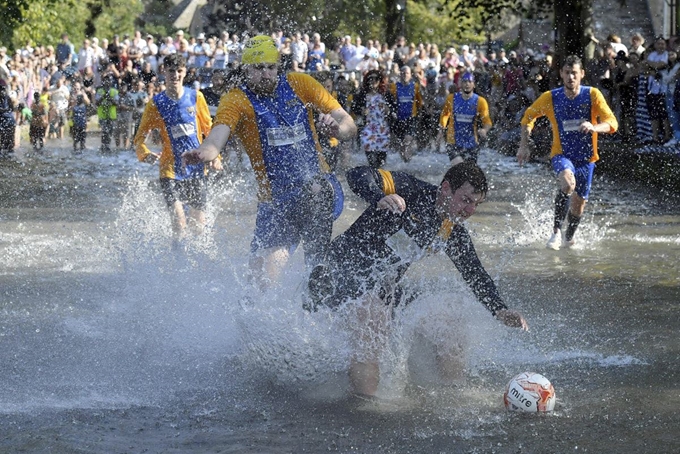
[503,372,556,412]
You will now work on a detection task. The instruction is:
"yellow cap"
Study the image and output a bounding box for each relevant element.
[241,35,279,65]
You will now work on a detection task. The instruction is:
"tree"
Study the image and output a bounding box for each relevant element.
[0,0,142,51]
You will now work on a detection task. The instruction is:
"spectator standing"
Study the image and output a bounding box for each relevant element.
[614,52,638,141]
[646,36,671,143]
[29,91,48,150]
[144,34,159,72]
[49,76,70,139]
[56,33,74,66]
[630,33,646,56]
[662,49,680,146]
[159,37,177,67]
[129,78,149,137]
[77,39,95,74]
[70,94,88,152]
[0,80,16,154]
[95,74,119,153]
[115,83,135,149]
[107,35,122,68]
[339,35,357,70]
[193,33,210,68]
[291,32,309,71]
[227,34,242,66]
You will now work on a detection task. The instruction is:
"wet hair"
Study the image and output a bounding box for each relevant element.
[441,161,488,197]
[163,53,186,69]
[562,55,583,70]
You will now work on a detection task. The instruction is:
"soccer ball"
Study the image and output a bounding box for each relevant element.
[503,372,556,412]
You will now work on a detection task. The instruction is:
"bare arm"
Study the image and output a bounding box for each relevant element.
[517,124,533,166]
[327,107,357,141]
[182,124,231,165]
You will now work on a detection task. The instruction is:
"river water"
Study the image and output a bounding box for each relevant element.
[0,137,679,453]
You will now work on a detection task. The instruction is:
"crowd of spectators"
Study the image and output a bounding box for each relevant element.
[1,27,678,154]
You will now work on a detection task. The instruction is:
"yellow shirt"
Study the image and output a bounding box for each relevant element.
[213,72,342,201]
[134,89,212,179]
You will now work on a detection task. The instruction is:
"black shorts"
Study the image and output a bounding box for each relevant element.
[391,117,416,140]
[159,177,207,210]
[446,144,480,163]
[646,93,668,120]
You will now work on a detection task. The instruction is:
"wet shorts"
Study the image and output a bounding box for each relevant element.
[446,144,480,163]
[551,155,595,200]
[159,177,207,210]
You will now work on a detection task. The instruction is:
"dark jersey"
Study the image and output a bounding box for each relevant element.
[323,166,507,315]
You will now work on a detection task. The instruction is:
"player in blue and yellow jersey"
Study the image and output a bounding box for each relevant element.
[134,53,219,244]
[306,162,528,397]
[518,55,618,250]
[438,71,492,164]
[388,65,423,162]
[183,35,357,289]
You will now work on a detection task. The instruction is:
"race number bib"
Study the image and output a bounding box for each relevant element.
[562,119,586,132]
[169,122,196,138]
[455,113,475,123]
[266,123,307,147]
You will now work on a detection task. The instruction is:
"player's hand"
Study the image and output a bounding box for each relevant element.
[377,194,406,214]
[517,144,531,166]
[143,152,159,164]
[478,128,488,141]
[316,113,339,138]
[579,121,595,134]
[209,158,223,171]
[182,149,203,166]
[496,309,529,331]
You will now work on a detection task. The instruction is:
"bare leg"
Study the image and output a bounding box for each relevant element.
[400,135,414,162]
[249,246,290,291]
[187,207,206,236]
[347,294,391,397]
[170,201,188,240]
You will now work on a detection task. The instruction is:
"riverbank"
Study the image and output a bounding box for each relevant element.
[598,139,680,196]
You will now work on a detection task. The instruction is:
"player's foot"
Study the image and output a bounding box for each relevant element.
[562,236,575,248]
[546,230,561,250]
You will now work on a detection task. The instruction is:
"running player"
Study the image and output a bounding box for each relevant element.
[134,53,219,245]
[182,35,357,289]
[517,55,618,249]
[438,71,492,164]
[307,162,528,397]
[387,65,423,162]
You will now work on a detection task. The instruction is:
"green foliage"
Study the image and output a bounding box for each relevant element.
[12,0,88,48]
[406,0,486,45]
[0,0,143,51]
[90,0,143,41]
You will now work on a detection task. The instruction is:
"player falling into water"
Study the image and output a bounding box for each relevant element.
[517,55,618,250]
[307,162,528,398]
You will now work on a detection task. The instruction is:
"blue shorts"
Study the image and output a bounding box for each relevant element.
[551,155,595,200]
[251,174,343,253]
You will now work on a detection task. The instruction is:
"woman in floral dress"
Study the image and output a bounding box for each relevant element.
[357,70,392,168]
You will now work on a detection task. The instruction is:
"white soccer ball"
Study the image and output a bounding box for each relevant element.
[503,372,556,412]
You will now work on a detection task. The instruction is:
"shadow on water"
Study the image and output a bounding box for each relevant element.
[0,144,679,452]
